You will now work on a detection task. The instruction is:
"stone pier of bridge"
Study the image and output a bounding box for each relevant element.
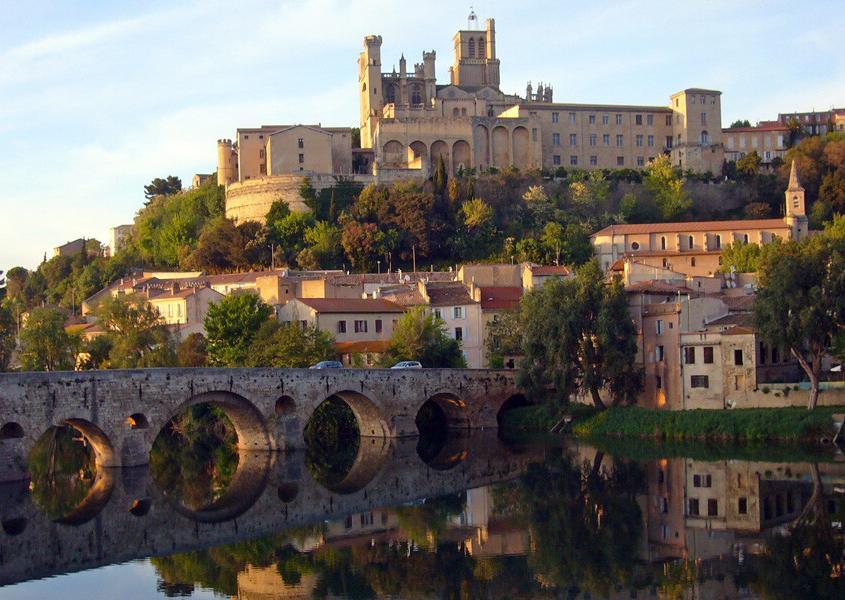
[0,368,524,482]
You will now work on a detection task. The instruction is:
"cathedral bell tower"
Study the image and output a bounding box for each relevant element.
[785,160,808,240]
[449,15,500,88]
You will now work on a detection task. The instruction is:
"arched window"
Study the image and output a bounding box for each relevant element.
[411,85,422,105]
[478,38,486,58]
[743,233,749,244]
[715,234,721,249]
[660,236,666,250]
[700,130,710,144]
[386,84,396,104]
[688,235,694,250]
[468,38,476,57]
[453,107,460,117]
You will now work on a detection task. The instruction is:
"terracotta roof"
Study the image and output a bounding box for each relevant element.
[328,272,455,285]
[334,340,391,354]
[479,287,522,310]
[716,294,756,312]
[722,123,789,133]
[625,280,694,294]
[592,218,787,237]
[610,259,625,272]
[426,284,476,307]
[528,265,572,276]
[378,286,427,307]
[295,298,405,314]
[706,313,753,328]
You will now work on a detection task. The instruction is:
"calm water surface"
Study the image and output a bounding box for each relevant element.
[1,430,843,599]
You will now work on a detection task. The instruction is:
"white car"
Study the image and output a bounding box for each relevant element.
[391,360,423,369]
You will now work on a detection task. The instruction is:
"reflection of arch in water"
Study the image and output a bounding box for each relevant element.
[166,449,272,523]
[318,436,390,495]
[0,422,24,439]
[53,468,116,526]
[129,498,152,517]
[324,390,389,438]
[277,483,298,503]
[496,393,530,427]
[61,418,118,468]
[421,392,469,430]
[1,517,27,536]
[417,431,470,471]
[166,391,271,451]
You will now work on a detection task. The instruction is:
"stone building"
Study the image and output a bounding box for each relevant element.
[722,121,789,165]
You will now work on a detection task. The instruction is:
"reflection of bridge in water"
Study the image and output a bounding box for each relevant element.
[0,431,542,587]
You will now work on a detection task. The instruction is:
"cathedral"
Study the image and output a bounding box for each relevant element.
[217,14,725,222]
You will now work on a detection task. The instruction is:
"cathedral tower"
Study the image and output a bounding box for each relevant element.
[449,16,500,88]
[359,35,383,149]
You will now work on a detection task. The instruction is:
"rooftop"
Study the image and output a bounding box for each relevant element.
[426,283,476,307]
[295,297,405,314]
[478,286,522,310]
[592,218,787,237]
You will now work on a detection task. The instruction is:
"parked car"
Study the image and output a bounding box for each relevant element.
[390,360,423,369]
[309,360,343,369]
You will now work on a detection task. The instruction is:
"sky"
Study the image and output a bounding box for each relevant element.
[0,0,842,270]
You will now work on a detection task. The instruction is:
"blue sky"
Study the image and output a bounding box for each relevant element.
[1,0,842,269]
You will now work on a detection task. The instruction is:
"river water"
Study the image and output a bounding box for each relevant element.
[0,430,843,599]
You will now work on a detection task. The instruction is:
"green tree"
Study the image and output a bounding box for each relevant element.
[96,293,176,368]
[519,261,642,411]
[718,240,764,273]
[736,151,762,178]
[455,198,496,259]
[177,333,208,367]
[819,169,845,210]
[379,306,466,368]
[144,175,183,201]
[730,119,751,128]
[644,154,691,220]
[754,219,845,409]
[341,221,394,272]
[204,292,273,367]
[485,311,522,368]
[245,321,336,367]
[19,308,75,371]
[540,222,593,266]
[183,217,245,273]
[300,221,342,269]
[267,211,316,266]
[0,303,15,370]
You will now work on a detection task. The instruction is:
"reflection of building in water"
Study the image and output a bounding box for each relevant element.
[234,564,318,600]
[457,487,530,557]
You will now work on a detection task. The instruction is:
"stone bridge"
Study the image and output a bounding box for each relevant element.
[0,368,523,482]
[0,432,540,587]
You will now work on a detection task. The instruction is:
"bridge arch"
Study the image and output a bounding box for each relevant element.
[1,517,27,536]
[323,390,389,438]
[61,418,117,468]
[167,390,271,451]
[125,413,149,430]
[418,392,469,432]
[0,422,24,439]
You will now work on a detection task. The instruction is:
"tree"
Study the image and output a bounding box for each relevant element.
[379,306,466,368]
[96,293,176,368]
[644,155,691,220]
[718,240,764,273]
[300,221,342,269]
[819,169,845,210]
[736,151,762,178]
[754,219,845,409]
[183,217,245,273]
[519,261,642,411]
[730,119,751,128]
[540,222,593,266]
[341,221,394,272]
[177,333,208,367]
[454,198,496,259]
[0,303,15,370]
[485,311,522,368]
[245,321,336,367]
[19,308,75,371]
[204,292,273,367]
[144,175,182,201]
[432,154,448,197]
[267,211,316,266]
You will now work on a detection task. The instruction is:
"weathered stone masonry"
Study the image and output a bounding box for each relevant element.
[0,368,520,482]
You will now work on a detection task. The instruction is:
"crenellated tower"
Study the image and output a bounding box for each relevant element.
[449,17,500,88]
[358,35,383,149]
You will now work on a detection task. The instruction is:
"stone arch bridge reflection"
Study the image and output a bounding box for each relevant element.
[0,431,539,587]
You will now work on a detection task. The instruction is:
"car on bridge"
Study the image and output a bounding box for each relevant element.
[390,360,423,369]
[309,360,343,369]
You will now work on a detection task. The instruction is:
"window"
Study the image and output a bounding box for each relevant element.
[684,347,696,364]
[337,320,347,334]
[656,320,664,335]
[631,241,640,250]
[298,153,305,164]
[455,326,463,340]
[354,320,368,333]
[344,515,353,529]
[636,134,643,147]
[701,95,706,104]
[734,349,743,365]
[552,133,560,146]
[375,319,382,333]
[660,236,666,250]
[551,112,559,123]
[602,114,609,125]
[647,114,654,126]
[479,37,485,58]
[589,133,597,146]
[569,112,576,124]
[602,134,610,146]
[635,114,642,125]
[590,155,598,166]
[707,499,718,516]
[532,127,537,141]
[259,163,266,174]
[689,498,700,516]
[647,135,654,147]
[570,155,578,166]
[569,133,577,146]
[666,136,673,149]
[297,138,304,148]
[700,130,709,144]
[690,257,696,267]
[703,347,714,363]
[743,233,749,244]
[553,155,561,165]
[616,134,624,147]
[690,95,696,105]
[259,149,265,159]
[656,345,664,362]
[615,113,622,125]
[738,497,748,514]
[617,156,624,166]
[772,346,779,363]
[687,235,694,249]
[453,306,463,319]
[433,308,442,320]
[589,114,596,124]
[701,112,707,126]
[656,375,662,389]
[468,37,475,57]
[637,156,644,167]
[666,114,672,126]
[690,375,709,388]
[715,234,721,249]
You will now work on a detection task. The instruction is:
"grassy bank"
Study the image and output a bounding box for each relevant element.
[498,403,597,439]
[573,405,844,443]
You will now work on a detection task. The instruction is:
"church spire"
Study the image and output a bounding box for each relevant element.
[787,159,803,190]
